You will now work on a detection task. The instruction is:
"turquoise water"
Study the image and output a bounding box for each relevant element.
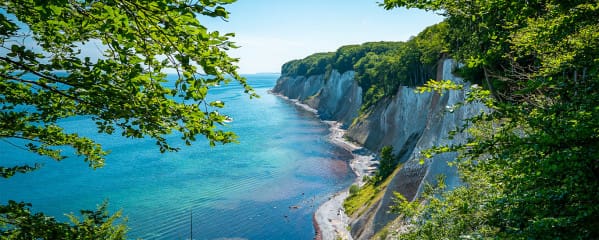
[0,74,354,239]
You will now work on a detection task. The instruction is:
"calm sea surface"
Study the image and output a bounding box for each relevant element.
[0,74,354,239]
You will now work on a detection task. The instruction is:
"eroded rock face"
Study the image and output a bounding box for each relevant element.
[346,87,433,161]
[273,70,362,128]
[272,74,323,101]
[348,60,486,240]
[272,59,485,240]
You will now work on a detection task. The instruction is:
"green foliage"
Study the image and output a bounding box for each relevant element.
[344,147,402,217]
[1,0,255,171]
[1,0,249,237]
[280,52,334,77]
[352,24,448,111]
[281,24,450,112]
[349,184,360,196]
[374,228,389,240]
[332,42,404,73]
[415,79,463,95]
[372,146,397,185]
[0,164,41,178]
[385,0,599,239]
[392,175,499,239]
[343,182,378,216]
[0,200,127,239]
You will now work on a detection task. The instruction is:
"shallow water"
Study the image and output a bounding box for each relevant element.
[0,74,354,239]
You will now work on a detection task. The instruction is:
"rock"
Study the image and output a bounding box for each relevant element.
[272,59,486,240]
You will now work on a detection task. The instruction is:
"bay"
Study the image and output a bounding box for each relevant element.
[0,74,354,239]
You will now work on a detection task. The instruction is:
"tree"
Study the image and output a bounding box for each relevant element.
[1,201,127,239]
[1,0,252,237]
[374,145,396,184]
[0,0,255,175]
[385,0,599,239]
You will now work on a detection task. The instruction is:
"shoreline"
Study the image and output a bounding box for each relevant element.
[270,91,376,240]
[314,121,376,240]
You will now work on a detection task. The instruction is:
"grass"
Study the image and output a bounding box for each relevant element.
[373,227,390,240]
[343,182,378,216]
[343,164,402,217]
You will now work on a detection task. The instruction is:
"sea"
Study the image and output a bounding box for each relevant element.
[0,74,355,239]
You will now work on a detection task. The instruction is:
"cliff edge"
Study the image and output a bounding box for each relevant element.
[272,59,485,240]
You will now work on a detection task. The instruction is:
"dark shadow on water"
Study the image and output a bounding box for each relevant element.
[352,147,371,156]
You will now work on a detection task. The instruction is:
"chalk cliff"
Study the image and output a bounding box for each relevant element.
[272,59,485,240]
[272,70,362,127]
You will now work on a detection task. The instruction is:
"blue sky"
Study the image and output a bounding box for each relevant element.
[203,0,444,74]
[1,1,443,74]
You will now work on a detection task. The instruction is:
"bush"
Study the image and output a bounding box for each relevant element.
[349,184,360,196]
[374,146,397,185]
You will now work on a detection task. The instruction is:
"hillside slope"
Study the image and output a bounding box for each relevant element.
[272,58,484,239]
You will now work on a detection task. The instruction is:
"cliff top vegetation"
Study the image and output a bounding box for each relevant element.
[384,0,599,239]
[280,22,449,111]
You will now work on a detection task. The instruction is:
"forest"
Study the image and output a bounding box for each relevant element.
[284,0,598,238]
[281,22,448,111]
[386,0,598,239]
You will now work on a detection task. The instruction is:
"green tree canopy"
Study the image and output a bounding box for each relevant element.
[1,201,126,239]
[280,25,450,113]
[1,0,252,237]
[385,0,599,239]
[1,0,255,177]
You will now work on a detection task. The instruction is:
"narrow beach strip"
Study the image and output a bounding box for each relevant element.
[314,121,376,240]
[271,92,376,240]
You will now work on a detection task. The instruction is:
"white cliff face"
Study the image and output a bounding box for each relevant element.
[273,70,362,128]
[347,60,486,239]
[272,59,486,240]
[347,87,434,161]
[413,60,485,198]
[272,74,324,101]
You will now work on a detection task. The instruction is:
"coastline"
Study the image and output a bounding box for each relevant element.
[270,91,376,240]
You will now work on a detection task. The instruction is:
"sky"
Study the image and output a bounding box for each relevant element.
[1,1,444,75]
[202,0,444,74]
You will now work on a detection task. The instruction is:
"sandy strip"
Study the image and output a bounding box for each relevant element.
[314,121,376,240]
[270,92,376,240]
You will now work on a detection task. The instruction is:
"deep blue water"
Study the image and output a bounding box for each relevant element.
[0,74,354,239]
